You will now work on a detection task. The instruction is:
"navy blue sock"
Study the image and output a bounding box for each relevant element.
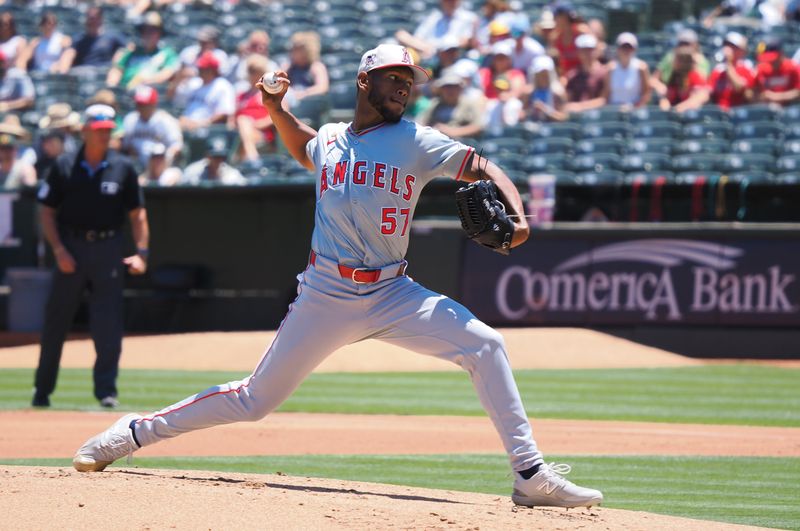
[129,420,141,448]
[518,464,541,480]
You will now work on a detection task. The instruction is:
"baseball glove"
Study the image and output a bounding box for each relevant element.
[455,180,515,255]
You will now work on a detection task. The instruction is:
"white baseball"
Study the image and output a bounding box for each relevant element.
[260,71,284,94]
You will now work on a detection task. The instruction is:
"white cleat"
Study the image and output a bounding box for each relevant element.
[511,463,604,508]
[73,413,142,472]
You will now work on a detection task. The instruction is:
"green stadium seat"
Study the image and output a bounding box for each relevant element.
[682,122,732,140]
[731,139,780,156]
[734,121,784,141]
[632,121,681,139]
[575,138,625,155]
[621,153,672,172]
[570,153,622,172]
[674,139,729,154]
[672,154,724,172]
[680,105,729,124]
[730,104,780,124]
[528,137,574,155]
[580,121,630,140]
[723,153,776,173]
[627,137,674,155]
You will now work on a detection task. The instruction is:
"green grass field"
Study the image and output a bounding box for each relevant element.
[2,365,799,426]
[2,455,798,530]
[3,364,799,529]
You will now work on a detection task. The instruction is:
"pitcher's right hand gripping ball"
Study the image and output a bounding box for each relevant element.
[455,180,515,255]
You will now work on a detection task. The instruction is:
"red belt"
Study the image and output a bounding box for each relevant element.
[309,251,407,284]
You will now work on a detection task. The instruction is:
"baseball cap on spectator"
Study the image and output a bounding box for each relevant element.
[437,35,460,53]
[83,104,116,130]
[434,74,465,88]
[138,11,162,30]
[358,44,429,84]
[196,50,220,70]
[446,58,479,80]
[537,10,556,30]
[723,31,747,50]
[491,40,515,57]
[616,32,638,49]
[552,1,576,18]
[759,37,783,62]
[197,25,220,43]
[207,136,229,158]
[134,85,158,105]
[38,103,80,130]
[489,20,511,38]
[510,19,529,38]
[677,29,698,45]
[532,55,555,73]
[575,33,598,49]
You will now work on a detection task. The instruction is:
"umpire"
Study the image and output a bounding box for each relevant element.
[33,104,149,408]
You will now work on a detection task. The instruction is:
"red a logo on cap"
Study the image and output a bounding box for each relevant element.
[402,48,411,64]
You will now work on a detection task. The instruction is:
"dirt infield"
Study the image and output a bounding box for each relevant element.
[0,467,773,531]
[1,328,794,530]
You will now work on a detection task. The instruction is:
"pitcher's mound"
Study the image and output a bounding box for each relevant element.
[1,466,767,530]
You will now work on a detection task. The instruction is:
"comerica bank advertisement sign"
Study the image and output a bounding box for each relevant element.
[462,238,800,326]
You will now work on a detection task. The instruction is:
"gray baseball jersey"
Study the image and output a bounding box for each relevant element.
[128,119,544,474]
[306,120,474,267]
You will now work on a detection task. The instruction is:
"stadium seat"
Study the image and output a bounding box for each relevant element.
[674,139,729,154]
[528,137,574,155]
[783,123,800,140]
[682,122,732,140]
[626,137,674,155]
[580,121,629,140]
[781,140,800,155]
[574,138,625,155]
[480,137,527,156]
[521,153,568,172]
[671,154,724,172]
[730,104,781,124]
[723,153,775,173]
[731,139,780,156]
[525,122,580,140]
[734,121,784,141]
[632,121,681,139]
[782,105,800,124]
[570,106,624,123]
[621,153,672,172]
[680,105,729,124]
[776,155,800,172]
[570,153,622,172]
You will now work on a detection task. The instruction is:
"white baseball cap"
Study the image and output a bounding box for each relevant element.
[532,55,555,73]
[616,32,638,48]
[575,33,598,49]
[724,31,747,50]
[358,44,430,85]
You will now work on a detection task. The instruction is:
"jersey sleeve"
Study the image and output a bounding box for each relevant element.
[304,127,323,170]
[416,126,474,181]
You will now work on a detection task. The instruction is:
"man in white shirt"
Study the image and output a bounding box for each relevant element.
[121,85,183,167]
[181,135,246,186]
[179,51,235,132]
[395,0,478,58]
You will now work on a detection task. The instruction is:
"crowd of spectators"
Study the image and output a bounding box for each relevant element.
[0,0,798,191]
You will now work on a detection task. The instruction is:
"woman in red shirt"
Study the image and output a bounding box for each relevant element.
[234,54,275,162]
[548,2,588,77]
[659,46,709,113]
[708,32,754,110]
[479,40,526,100]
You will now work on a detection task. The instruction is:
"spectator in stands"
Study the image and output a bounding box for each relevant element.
[235,55,275,162]
[533,9,556,45]
[444,57,485,100]
[0,12,26,71]
[652,29,710,96]
[106,11,179,90]
[228,30,279,93]
[702,0,784,28]
[506,19,545,73]
[20,12,72,74]
[181,135,246,186]
[395,0,479,59]
[0,50,34,113]
[563,33,607,113]
[431,36,462,79]
[122,85,183,168]
[586,18,609,64]
[601,32,651,109]
[526,54,567,121]
[21,103,80,182]
[417,74,485,139]
[0,115,35,188]
[479,40,526,100]
[179,25,228,74]
[283,32,329,106]
[754,37,800,106]
[657,45,709,113]
[707,32,755,110]
[179,51,235,132]
[485,76,523,136]
[786,0,800,22]
[548,1,589,77]
[64,7,127,71]
[138,142,182,186]
[474,0,518,52]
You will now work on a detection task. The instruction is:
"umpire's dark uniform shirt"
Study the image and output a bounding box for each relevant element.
[34,148,143,402]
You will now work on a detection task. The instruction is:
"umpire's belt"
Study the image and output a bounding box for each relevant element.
[309,250,407,284]
[65,228,117,242]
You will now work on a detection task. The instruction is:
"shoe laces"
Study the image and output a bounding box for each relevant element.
[540,462,576,487]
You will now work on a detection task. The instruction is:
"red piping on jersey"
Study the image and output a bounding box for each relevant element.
[455,147,475,181]
[347,122,387,136]
[134,265,309,426]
